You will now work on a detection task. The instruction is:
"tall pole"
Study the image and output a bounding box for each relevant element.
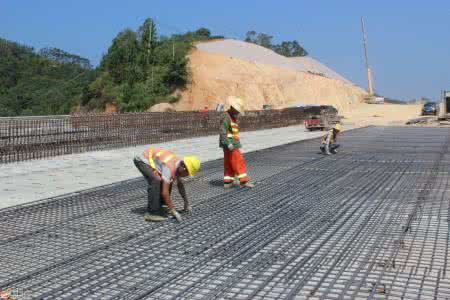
[150,20,153,89]
[361,17,374,96]
[148,19,152,67]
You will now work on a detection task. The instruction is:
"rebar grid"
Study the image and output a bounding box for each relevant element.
[1,126,450,299]
[0,108,312,164]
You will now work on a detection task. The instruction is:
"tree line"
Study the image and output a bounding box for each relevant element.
[245,31,308,57]
[0,19,224,116]
[0,39,94,116]
[81,19,221,112]
[0,20,308,117]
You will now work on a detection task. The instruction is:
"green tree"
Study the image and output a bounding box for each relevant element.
[0,38,93,116]
[39,47,92,69]
[256,33,273,49]
[245,31,257,43]
[102,29,141,85]
[244,30,308,57]
[138,18,158,71]
[194,28,211,39]
[163,57,189,89]
[85,19,209,112]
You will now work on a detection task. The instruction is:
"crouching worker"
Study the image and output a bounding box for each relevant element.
[220,96,254,189]
[320,123,342,155]
[133,148,200,222]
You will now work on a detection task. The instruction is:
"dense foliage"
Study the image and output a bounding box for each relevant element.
[0,39,93,116]
[0,19,220,116]
[1,20,309,116]
[245,31,308,57]
[82,19,220,112]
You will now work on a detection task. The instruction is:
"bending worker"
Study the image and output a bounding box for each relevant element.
[219,96,254,189]
[320,123,342,155]
[133,148,200,222]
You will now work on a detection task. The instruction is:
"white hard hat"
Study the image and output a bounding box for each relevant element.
[227,96,244,113]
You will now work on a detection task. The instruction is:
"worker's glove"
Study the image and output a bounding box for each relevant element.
[227,144,234,151]
[183,205,193,215]
[170,209,183,222]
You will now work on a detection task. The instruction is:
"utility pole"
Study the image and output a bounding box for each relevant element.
[149,19,153,89]
[361,17,374,96]
[147,20,152,66]
[172,41,175,61]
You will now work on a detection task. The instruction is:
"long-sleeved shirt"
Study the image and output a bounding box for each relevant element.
[322,129,337,146]
[219,112,241,149]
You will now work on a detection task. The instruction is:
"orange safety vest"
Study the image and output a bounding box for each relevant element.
[143,148,178,180]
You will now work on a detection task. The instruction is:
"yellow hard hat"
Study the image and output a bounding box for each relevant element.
[183,156,201,176]
[334,123,343,132]
[227,96,244,113]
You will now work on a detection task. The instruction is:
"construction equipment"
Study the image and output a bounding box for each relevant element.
[438,91,450,119]
[361,17,384,104]
[304,105,342,131]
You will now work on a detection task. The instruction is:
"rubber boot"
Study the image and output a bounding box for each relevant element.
[144,212,167,222]
[240,182,255,188]
[224,182,234,189]
[320,145,326,154]
[330,144,340,154]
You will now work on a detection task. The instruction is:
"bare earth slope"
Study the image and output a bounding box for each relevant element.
[171,40,367,112]
[152,39,420,125]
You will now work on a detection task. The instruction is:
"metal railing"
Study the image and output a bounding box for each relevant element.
[0,108,309,163]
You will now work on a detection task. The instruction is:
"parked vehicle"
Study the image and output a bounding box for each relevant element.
[304,105,341,131]
[422,102,439,116]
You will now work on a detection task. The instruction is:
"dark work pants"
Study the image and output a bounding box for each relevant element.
[320,144,340,154]
[133,157,164,214]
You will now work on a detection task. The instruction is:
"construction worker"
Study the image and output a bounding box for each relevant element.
[133,148,200,222]
[320,123,342,155]
[219,96,254,189]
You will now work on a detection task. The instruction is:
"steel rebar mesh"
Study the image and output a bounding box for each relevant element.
[0,108,312,164]
[0,126,449,299]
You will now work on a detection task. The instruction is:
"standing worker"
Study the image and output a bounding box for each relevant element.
[133,148,200,222]
[219,96,254,189]
[320,123,342,155]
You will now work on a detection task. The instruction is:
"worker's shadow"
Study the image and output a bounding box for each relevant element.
[130,207,147,216]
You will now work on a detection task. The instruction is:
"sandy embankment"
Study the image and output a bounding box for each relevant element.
[343,103,421,127]
[151,39,421,126]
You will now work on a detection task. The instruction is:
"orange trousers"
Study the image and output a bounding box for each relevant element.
[223,149,249,185]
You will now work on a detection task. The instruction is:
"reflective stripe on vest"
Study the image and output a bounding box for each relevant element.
[228,121,240,140]
[143,148,178,179]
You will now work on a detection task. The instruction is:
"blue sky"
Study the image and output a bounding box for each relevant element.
[1,0,449,101]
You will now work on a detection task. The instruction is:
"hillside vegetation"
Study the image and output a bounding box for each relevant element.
[0,18,220,116]
[0,39,93,116]
[81,19,221,112]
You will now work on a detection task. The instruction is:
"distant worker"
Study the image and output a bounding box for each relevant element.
[200,106,209,113]
[133,148,200,222]
[219,96,254,189]
[320,123,342,155]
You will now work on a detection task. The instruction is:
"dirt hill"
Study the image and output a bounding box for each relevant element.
[151,39,367,112]
[150,39,421,125]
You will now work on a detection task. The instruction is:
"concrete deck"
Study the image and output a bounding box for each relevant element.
[0,124,337,208]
